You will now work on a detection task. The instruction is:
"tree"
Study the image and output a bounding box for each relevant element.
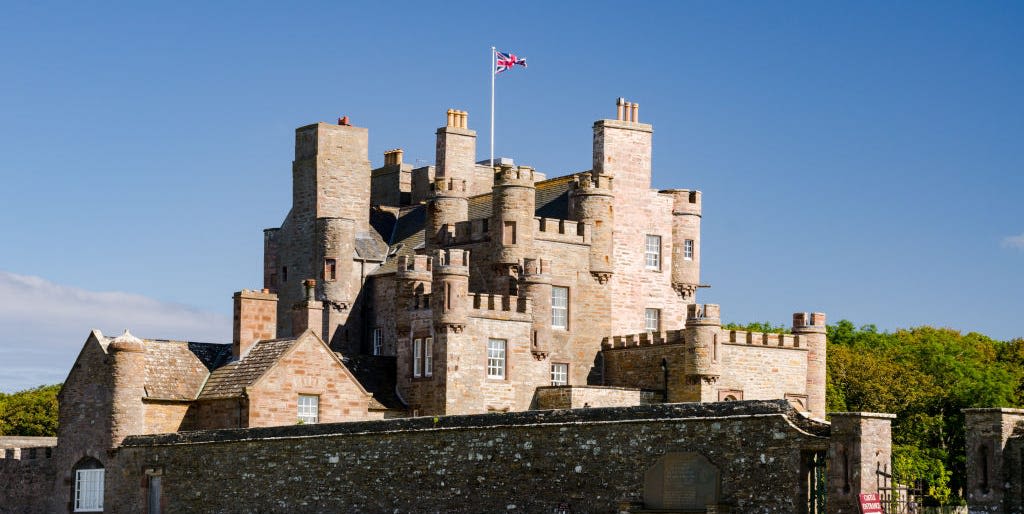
[0,384,60,436]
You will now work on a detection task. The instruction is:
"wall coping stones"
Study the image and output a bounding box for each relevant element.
[963,408,1024,414]
[829,412,897,420]
[121,400,831,447]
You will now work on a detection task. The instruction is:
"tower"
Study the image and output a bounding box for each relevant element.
[523,258,552,359]
[108,329,147,446]
[569,172,615,283]
[426,109,474,249]
[793,312,827,419]
[667,189,701,301]
[490,164,536,291]
[681,304,722,403]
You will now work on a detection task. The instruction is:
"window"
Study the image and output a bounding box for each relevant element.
[645,308,660,332]
[372,328,382,355]
[503,221,517,245]
[74,468,104,512]
[487,338,506,379]
[297,394,319,424]
[282,266,288,282]
[645,235,661,269]
[413,338,423,377]
[551,286,569,330]
[424,337,433,377]
[684,239,694,260]
[324,258,337,281]
[551,363,568,386]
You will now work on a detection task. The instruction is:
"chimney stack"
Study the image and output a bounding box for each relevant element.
[292,279,325,340]
[233,289,278,359]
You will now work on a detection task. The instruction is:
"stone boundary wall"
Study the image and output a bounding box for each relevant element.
[0,447,55,509]
[109,401,830,513]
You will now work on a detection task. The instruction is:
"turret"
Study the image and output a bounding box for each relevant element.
[431,249,469,333]
[667,189,702,300]
[523,258,552,359]
[682,304,722,402]
[569,172,614,283]
[491,164,537,291]
[315,216,355,310]
[108,329,146,446]
[426,109,475,250]
[793,312,827,418]
[396,255,433,335]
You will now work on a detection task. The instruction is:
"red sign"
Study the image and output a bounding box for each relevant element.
[859,493,884,513]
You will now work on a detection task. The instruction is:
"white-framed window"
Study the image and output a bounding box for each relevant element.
[424,337,433,377]
[297,394,319,424]
[645,308,661,332]
[551,286,569,330]
[372,328,383,355]
[684,239,694,260]
[413,338,423,377]
[645,235,661,269]
[74,468,104,512]
[487,338,506,379]
[550,363,568,386]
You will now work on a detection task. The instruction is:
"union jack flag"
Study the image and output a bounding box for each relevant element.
[495,50,527,74]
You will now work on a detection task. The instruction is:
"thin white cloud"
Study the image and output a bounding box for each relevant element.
[0,271,230,393]
[1002,234,1024,250]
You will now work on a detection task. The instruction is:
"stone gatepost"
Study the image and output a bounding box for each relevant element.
[827,412,895,514]
[964,408,1024,513]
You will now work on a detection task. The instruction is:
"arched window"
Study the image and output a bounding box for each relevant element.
[72,456,104,512]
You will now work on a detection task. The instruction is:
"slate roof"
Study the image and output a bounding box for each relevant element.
[196,338,298,400]
[141,340,220,400]
[343,355,405,411]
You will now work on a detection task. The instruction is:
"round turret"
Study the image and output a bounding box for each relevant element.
[683,304,722,385]
[569,172,614,283]
[793,312,827,418]
[665,189,702,300]
[522,258,552,358]
[108,329,146,446]
[426,177,468,249]
[490,165,537,266]
[431,249,469,332]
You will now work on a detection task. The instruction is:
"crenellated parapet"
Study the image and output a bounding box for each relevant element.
[602,330,687,350]
[534,217,590,245]
[469,293,532,322]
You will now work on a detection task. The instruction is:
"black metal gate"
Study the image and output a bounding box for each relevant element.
[877,463,924,514]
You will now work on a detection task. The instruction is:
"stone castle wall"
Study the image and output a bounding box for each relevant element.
[106,401,830,513]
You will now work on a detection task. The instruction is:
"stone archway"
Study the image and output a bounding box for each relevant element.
[643,452,720,511]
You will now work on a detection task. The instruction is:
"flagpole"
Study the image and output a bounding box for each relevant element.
[490,46,496,168]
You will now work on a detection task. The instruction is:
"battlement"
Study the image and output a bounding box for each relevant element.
[534,217,590,244]
[397,255,432,274]
[662,188,702,215]
[435,248,469,268]
[448,218,490,244]
[569,171,613,192]
[493,164,536,186]
[687,303,721,322]
[523,257,551,277]
[601,330,687,350]
[792,312,827,331]
[383,148,404,166]
[0,447,53,461]
[721,329,805,349]
[431,177,467,195]
[469,293,532,318]
[446,109,468,129]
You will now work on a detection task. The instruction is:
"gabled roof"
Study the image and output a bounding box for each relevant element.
[143,340,224,400]
[344,354,405,411]
[197,337,297,400]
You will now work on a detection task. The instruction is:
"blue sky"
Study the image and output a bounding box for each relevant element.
[1,1,1021,392]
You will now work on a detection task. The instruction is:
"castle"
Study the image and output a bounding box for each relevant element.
[1,99,867,513]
